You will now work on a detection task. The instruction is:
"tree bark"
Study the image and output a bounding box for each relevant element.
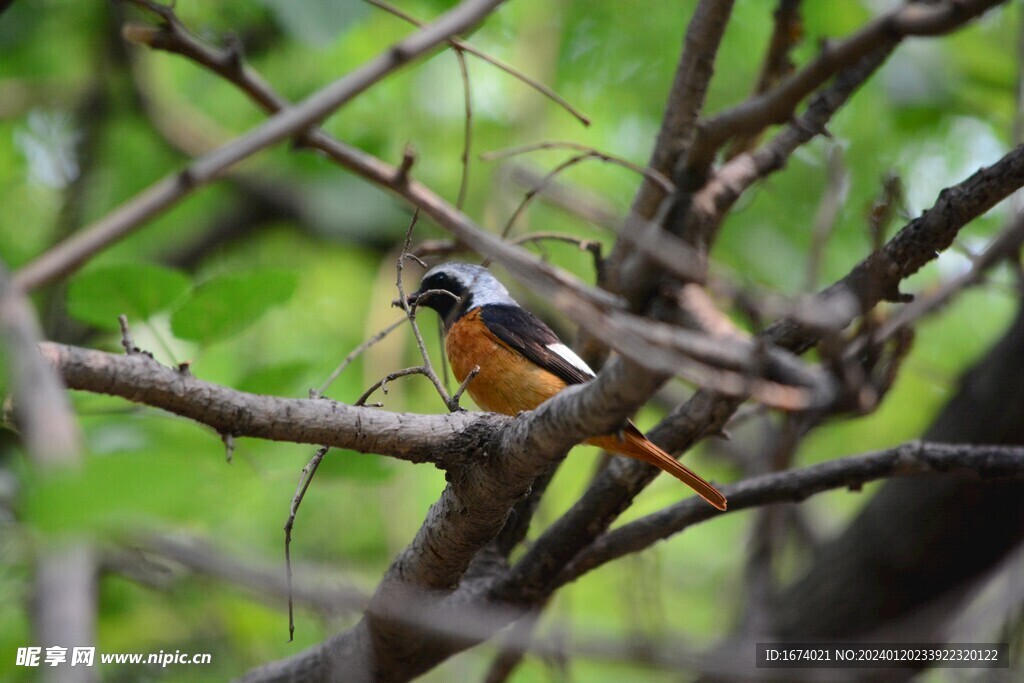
[773,301,1024,639]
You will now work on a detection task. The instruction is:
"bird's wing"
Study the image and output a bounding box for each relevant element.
[479,304,596,386]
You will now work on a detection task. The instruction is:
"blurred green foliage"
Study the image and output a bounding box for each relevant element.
[68,263,191,330]
[0,1,1019,681]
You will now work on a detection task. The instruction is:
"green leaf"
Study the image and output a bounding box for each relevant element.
[66,263,190,330]
[170,269,298,344]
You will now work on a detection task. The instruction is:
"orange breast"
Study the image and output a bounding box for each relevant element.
[446,308,567,415]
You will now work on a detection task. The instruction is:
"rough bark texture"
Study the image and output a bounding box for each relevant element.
[773,303,1024,639]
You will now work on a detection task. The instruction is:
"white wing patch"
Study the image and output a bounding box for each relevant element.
[548,343,596,378]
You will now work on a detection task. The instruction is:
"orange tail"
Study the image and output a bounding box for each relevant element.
[589,426,727,511]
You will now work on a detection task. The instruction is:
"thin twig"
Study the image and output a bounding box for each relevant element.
[510,232,603,272]
[365,0,590,126]
[482,141,674,194]
[118,314,141,355]
[355,366,431,406]
[395,144,417,185]
[804,142,849,291]
[497,153,593,241]
[867,172,904,253]
[503,165,622,232]
[221,432,235,463]
[450,365,479,409]
[315,316,406,398]
[12,0,506,291]
[394,211,456,408]
[454,47,473,210]
[285,445,329,641]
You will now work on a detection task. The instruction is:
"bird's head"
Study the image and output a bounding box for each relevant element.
[405,262,514,329]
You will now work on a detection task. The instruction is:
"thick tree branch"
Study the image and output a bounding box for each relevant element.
[627,0,735,221]
[682,42,894,251]
[495,142,1024,607]
[772,143,1024,350]
[604,0,733,300]
[122,0,627,321]
[114,7,809,413]
[42,342,678,682]
[346,357,666,682]
[38,341,677,675]
[39,341,495,467]
[232,357,669,682]
[556,442,1024,585]
[860,213,1024,354]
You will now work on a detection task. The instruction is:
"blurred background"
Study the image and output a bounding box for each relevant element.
[0,0,1019,680]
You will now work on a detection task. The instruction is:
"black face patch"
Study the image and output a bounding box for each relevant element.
[411,271,469,326]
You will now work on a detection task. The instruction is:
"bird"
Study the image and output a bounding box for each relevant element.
[407,262,727,511]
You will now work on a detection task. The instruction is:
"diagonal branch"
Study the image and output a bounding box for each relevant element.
[346,356,667,682]
[494,141,1024,607]
[622,0,735,224]
[681,41,895,252]
[556,442,1024,585]
[12,0,506,291]
[724,0,803,159]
